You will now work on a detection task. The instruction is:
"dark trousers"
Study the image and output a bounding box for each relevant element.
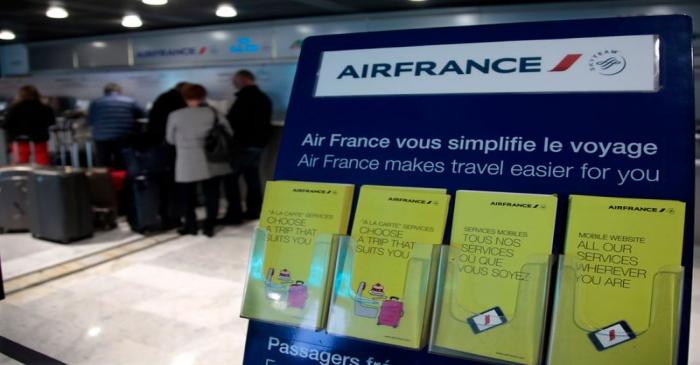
[224,148,263,220]
[158,145,179,228]
[95,140,126,169]
[179,177,221,230]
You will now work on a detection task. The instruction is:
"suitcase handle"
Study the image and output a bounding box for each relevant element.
[390,296,399,300]
[294,280,304,285]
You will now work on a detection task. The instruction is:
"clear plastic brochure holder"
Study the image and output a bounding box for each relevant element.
[546,255,684,365]
[429,246,553,365]
[326,237,442,350]
[240,228,339,331]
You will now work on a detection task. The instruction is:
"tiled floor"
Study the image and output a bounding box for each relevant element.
[2,221,143,280]
[0,222,255,365]
[0,224,698,365]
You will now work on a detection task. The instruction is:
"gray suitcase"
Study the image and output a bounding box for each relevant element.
[0,166,33,232]
[28,167,94,243]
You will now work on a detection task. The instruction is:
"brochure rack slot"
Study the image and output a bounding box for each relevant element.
[546,255,684,365]
[429,246,553,365]
[326,237,441,349]
[240,228,339,330]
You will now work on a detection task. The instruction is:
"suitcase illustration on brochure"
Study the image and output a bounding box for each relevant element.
[354,281,380,318]
[377,296,404,328]
[287,280,308,309]
[264,268,288,302]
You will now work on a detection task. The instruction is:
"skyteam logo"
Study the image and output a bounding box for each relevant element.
[589,50,627,75]
[230,37,259,54]
[315,35,657,96]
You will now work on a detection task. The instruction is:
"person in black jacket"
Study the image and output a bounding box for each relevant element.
[144,82,189,230]
[223,70,273,223]
[147,82,188,145]
[0,85,55,165]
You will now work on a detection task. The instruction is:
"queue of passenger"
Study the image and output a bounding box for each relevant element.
[0,69,274,238]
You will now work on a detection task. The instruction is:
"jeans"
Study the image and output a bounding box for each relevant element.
[179,177,221,230]
[224,148,264,220]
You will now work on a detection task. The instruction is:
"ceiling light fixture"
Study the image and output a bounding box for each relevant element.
[0,29,16,40]
[46,5,69,19]
[121,14,143,28]
[409,0,428,2]
[216,4,238,18]
[142,0,168,5]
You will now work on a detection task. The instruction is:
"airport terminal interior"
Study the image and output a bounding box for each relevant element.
[0,0,700,364]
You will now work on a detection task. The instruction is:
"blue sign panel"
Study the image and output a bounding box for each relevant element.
[244,15,694,365]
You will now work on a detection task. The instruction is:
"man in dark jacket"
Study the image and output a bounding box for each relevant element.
[224,70,273,223]
[147,82,188,145]
[88,83,145,168]
[142,82,188,229]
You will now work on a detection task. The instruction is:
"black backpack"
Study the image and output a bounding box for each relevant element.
[204,107,236,163]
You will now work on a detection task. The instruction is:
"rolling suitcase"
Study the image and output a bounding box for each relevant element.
[127,175,161,233]
[0,166,33,232]
[28,167,94,243]
[82,142,118,230]
[377,296,404,328]
[0,140,37,233]
[287,280,308,309]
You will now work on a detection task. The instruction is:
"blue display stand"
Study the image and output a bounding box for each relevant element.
[243,15,694,365]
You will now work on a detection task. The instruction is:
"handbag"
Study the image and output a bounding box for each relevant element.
[204,107,235,163]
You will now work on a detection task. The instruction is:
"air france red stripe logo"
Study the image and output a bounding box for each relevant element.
[549,53,583,72]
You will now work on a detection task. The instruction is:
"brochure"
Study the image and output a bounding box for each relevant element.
[549,195,685,364]
[432,190,557,364]
[240,180,354,329]
[327,185,449,348]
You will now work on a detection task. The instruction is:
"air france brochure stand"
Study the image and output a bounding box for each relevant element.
[242,15,695,365]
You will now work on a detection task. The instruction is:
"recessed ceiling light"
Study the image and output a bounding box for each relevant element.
[216,4,238,18]
[142,0,168,5]
[122,14,143,28]
[409,0,427,2]
[0,29,16,40]
[92,41,107,48]
[46,5,69,19]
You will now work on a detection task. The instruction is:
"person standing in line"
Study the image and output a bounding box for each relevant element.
[166,84,232,237]
[0,85,55,165]
[223,69,273,224]
[87,83,145,169]
[146,82,189,229]
[148,82,189,145]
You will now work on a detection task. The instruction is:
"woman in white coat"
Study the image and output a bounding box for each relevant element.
[166,84,232,237]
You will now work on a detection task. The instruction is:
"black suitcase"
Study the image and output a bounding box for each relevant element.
[83,142,118,230]
[0,166,33,232]
[28,167,94,243]
[127,175,161,233]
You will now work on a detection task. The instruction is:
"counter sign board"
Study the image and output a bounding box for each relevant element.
[243,16,695,365]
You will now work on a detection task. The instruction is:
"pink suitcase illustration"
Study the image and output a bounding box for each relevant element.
[377,296,404,328]
[287,280,308,309]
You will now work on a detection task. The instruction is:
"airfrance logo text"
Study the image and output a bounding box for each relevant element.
[336,54,587,79]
